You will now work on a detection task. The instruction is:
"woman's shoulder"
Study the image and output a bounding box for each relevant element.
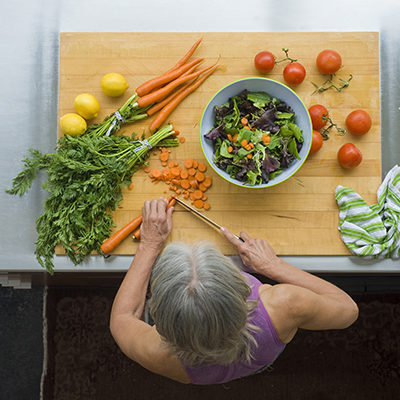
[258,283,299,344]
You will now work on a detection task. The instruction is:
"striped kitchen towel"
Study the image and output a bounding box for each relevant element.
[335,165,400,258]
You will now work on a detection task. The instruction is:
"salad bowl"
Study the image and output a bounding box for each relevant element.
[199,77,312,188]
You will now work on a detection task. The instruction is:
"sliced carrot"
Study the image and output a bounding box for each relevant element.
[144,166,151,173]
[181,179,190,189]
[188,168,196,176]
[179,137,186,143]
[190,193,196,201]
[172,178,181,186]
[168,160,175,168]
[160,152,169,162]
[203,176,212,188]
[193,190,203,200]
[194,199,204,209]
[241,117,248,125]
[193,160,198,169]
[151,169,162,179]
[180,169,189,179]
[195,172,205,182]
[183,193,189,199]
[128,183,134,190]
[190,180,198,189]
[228,146,233,153]
[241,139,248,147]
[243,126,251,130]
[201,194,207,201]
[233,134,238,143]
[170,167,181,177]
[203,202,211,210]
[227,133,233,141]
[197,163,207,172]
[247,153,253,159]
[199,183,207,192]
[176,189,182,195]
[184,159,193,169]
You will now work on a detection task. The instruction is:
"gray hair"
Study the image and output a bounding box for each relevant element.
[149,241,258,366]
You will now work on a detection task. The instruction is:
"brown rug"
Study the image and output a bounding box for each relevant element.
[42,286,400,400]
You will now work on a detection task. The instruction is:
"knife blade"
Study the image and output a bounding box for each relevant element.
[173,197,244,242]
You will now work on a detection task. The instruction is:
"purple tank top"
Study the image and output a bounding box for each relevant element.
[182,272,285,385]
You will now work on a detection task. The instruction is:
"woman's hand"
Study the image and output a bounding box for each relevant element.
[220,227,279,275]
[139,198,173,253]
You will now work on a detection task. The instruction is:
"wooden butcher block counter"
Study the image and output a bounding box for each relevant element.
[58,32,380,256]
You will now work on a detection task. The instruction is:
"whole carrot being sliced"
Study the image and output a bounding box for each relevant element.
[136,57,204,97]
[101,215,142,254]
[138,63,217,108]
[133,198,176,240]
[149,65,218,133]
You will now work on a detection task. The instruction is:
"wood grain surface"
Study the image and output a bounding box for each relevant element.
[58,32,380,256]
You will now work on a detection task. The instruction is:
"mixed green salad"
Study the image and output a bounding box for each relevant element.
[204,90,304,185]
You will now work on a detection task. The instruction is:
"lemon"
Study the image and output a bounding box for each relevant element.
[59,113,87,137]
[73,93,100,120]
[100,73,129,97]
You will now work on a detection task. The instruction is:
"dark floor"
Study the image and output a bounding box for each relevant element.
[2,275,400,400]
[0,285,44,400]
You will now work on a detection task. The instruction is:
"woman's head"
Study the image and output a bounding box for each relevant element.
[149,241,257,366]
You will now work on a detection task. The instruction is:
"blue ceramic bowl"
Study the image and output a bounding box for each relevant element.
[199,77,312,188]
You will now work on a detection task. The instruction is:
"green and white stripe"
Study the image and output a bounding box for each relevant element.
[335,165,400,259]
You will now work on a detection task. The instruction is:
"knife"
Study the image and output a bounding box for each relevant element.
[173,197,244,242]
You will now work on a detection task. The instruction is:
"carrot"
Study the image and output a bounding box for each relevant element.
[181,179,190,189]
[149,64,219,132]
[170,167,181,177]
[228,146,233,153]
[243,126,251,130]
[195,172,205,182]
[184,159,194,169]
[193,190,203,200]
[188,168,196,176]
[193,160,199,169]
[160,152,169,162]
[151,169,162,179]
[241,139,248,146]
[190,180,198,189]
[146,60,202,116]
[233,134,238,143]
[199,183,207,192]
[138,63,217,108]
[179,137,186,143]
[198,163,207,172]
[241,117,248,125]
[180,169,189,179]
[128,183,134,190]
[203,202,211,210]
[133,198,176,240]
[161,38,203,75]
[101,215,143,254]
[247,153,253,159]
[194,199,204,209]
[136,57,203,97]
[203,176,212,188]
[172,178,181,186]
[144,166,151,173]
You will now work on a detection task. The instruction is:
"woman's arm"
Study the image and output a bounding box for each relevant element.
[109,199,190,383]
[221,228,359,331]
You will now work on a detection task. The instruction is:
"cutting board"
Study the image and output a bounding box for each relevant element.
[58,32,381,256]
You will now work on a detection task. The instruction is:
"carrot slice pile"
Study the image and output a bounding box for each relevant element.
[147,153,212,210]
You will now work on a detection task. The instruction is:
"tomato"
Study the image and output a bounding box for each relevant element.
[308,104,329,130]
[345,110,372,136]
[254,51,275,74]
[337,143,362,169]
[309,130,323,154]
[316,49,342,75]
[283,62,306,85]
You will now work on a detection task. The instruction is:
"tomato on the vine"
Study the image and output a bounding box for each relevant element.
[308,104,329,130]
[254,51,275,74]
[283,62,306,85]
[316,49,342,75]
[337,143,362,169]
[345,110,372,136]
[310,130,323,154]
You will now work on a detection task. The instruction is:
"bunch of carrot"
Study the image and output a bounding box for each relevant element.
[145,147,213,211]
[134,38,218,132]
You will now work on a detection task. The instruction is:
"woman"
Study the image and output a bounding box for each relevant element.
[110,198,359,385]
